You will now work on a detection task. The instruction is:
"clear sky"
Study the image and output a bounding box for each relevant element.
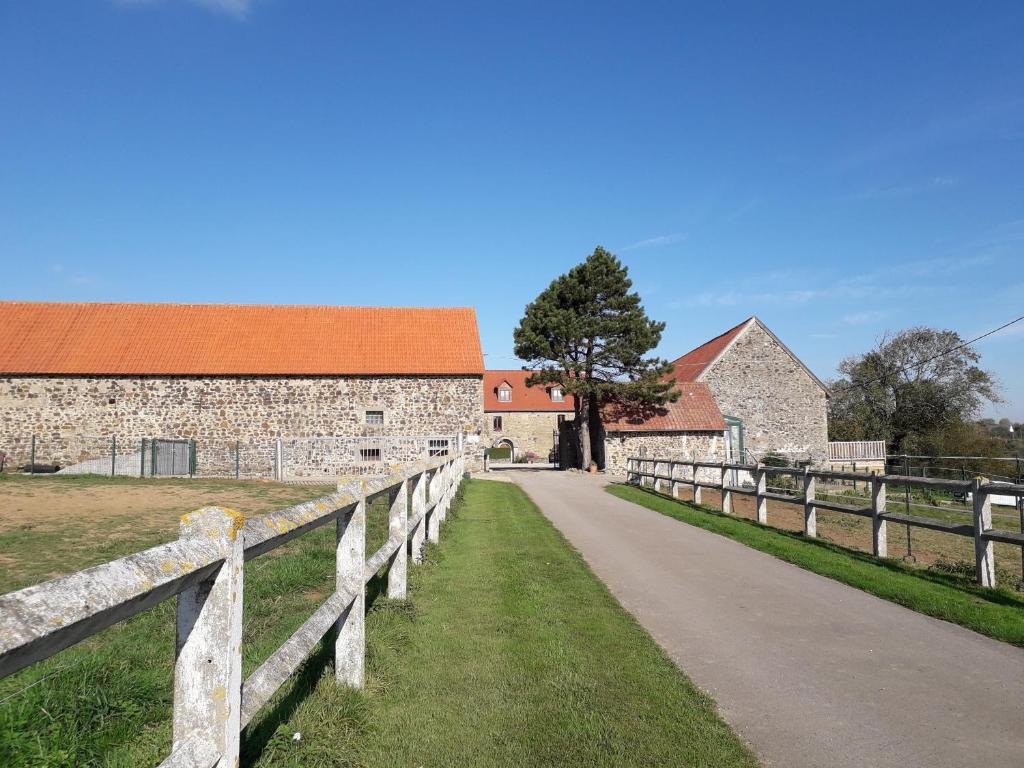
[2,1,1022,418]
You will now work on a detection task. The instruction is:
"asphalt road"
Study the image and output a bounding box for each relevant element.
[507,469,1024,768]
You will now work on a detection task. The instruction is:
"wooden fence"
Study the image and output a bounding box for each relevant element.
[626,456,1024,588]
[827,440,886,462]
[0,451,465,767]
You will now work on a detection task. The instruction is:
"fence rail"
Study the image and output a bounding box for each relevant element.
[626,455,1023,588]
[0,451,466,767]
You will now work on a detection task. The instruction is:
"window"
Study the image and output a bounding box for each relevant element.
[365,410,384,425]
[359,447,382,462]
[497,386,511,402]
[428,438,450,457]
[551,387,563,402]
[492,415,503,431]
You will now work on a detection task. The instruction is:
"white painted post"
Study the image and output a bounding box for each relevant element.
[755,464,767,524]
[670,462,680,499]
[427,468,441,544]
[653,461,663,493]
[803,467,816,537]
[438,462,450,524]
[387,480,409,599]
[335,493,365,688]
[692,462,702,505]
[274,438,284,481]
[972,479,995,587]
[410,471,427,564]
[173,507,245,766]
[720,463,731,515]
[871,472,887,558]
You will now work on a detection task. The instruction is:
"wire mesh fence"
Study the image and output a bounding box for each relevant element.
[0,433,459,481]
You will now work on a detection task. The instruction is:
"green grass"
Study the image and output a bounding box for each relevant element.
[607,483,1024,647]
[1,479,755,767]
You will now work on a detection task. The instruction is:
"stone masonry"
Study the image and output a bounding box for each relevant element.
[482,410,567,460]
[603,431,724,478]
[701,321,828,463]
[0,375,483,476]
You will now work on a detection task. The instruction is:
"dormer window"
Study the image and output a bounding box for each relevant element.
[497,383,512,402]
[551,387,563,402]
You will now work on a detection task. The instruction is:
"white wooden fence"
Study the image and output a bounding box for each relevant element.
[828,440,886,462]
[626,456,1024,588]
[0,452,465,767]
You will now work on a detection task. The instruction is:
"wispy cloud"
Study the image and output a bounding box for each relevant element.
[841,310,888,326]
[621,232,688,252]
[847,176,956,201]
[113,0,252,19]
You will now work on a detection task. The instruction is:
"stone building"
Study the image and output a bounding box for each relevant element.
[482,370,573,461]
[667,316,829,464]
[0,302,484,477]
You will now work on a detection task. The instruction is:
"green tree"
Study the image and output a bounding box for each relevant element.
[828,326,1000,453]
[513,246,677,468]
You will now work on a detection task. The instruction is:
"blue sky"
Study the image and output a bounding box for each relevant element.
[2,1,1022,418]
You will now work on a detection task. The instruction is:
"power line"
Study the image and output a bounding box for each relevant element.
[831,313,1024,398]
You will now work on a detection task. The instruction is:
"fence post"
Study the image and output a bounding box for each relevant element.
[972,479,995,587]
[387,480,409,599]
[440,461,453,524]
[30,435,35,475]
[335,489,366,688]
[720,463,731,514]
[140,438,145,478]
[802,467,816,537]
[173,507,244,766]
[410,470,427,564]
[235,440,240,480]
[427,468,441,544]
[755,463,767,524]
[111,435,117,477]
[692,462,702,505]
[670,461,680,499]
[871,472,887,558]
[653,461,663,493]
[274,439,284,482]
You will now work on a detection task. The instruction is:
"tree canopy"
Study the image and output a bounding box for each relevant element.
[828,326,1000,454]
[513,246,676,467]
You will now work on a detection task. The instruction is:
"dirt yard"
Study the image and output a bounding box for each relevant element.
[0,474,335,591]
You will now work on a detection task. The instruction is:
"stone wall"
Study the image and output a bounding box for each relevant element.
[701,322,829,464]
[0,375,483,477]
[482,410,569,460]
[603,431,725,477]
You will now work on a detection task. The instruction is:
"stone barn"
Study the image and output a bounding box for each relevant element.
[667,316,829,464]
[482,370,573,461]
[0,302,485,477]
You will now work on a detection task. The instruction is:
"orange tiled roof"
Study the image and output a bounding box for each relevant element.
[483,370,575,412]
[0,302,484,376]
[602,383,725,432]
[668,317,753,383]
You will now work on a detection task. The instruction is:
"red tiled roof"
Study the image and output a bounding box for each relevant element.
[668,317,753,383]
[0,302,484,376]
[483,370,575,411]
[602,382,725,432]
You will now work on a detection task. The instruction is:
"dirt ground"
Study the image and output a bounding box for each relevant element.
[664,482,1024,587]
[0,474,335,591]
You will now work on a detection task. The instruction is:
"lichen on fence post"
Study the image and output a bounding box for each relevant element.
[871,473,887,558]
[387,480,409,599]
[755,464,767,524]
[972,479,995,587]
[410,471,427,564]
[173,506,245,766]
[720,463,731,515]
[692,461,702,505]
[336,490,365,688]
[427,468,441,544]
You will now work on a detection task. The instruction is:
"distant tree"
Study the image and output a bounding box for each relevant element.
[513,247,677,468]
[828,327,1000,453]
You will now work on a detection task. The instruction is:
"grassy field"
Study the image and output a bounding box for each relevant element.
[608,483,1024,647]
[0,475,755,767]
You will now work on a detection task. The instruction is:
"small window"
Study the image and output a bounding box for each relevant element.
[493,415,503,431]
[359,447,382,462]
[365,410,384,425]
[497,387,511,402]
[551,387,563,402]
[428,438,450,457]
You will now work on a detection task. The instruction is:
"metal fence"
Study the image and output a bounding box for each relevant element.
[0,434,459,480]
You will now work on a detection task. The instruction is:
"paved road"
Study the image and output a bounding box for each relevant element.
[507,469,1024,768]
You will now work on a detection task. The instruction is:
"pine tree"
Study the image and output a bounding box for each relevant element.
[513,246,677,468]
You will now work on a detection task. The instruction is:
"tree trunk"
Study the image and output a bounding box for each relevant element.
[576,394,592,469]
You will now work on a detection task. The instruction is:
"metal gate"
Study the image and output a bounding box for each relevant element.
[148,439,194,476]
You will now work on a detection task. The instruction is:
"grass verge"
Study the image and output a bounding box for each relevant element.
[607,483,1024,647]
[1,478,756,767]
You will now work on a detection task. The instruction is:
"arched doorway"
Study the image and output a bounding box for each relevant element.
[492,438,515,462]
